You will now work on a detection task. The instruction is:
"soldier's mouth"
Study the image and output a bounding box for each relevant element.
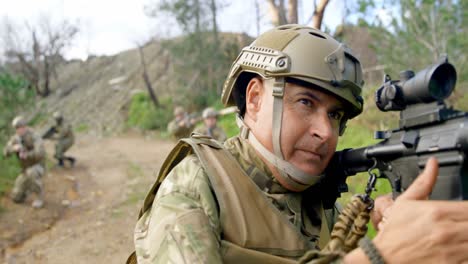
[295,149,322,161]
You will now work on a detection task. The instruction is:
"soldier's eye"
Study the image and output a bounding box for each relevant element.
[329,111,343,121]
[299,98,312,107]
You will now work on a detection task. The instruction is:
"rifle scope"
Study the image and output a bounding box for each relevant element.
[376,59,457,111]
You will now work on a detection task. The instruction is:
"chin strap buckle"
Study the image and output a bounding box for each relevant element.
[236,115,250,139]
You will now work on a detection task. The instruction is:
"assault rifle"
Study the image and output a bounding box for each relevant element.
[322,57,468,208]
[41,126,57,139]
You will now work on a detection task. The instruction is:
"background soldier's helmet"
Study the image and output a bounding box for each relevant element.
[222,24,364,118]
[173,106,185,116]
[12,116,26,128]
[53,111,63,121]
[202,107,218,119]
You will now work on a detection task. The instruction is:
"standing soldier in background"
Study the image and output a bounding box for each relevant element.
[3,116,46,208]
[43,111,75,167]
[167,106,197,139]
[193,107,227,142]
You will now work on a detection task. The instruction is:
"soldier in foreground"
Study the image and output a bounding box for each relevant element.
[167,106,197,139]
[130,25,468,263]
[3,116,46,208]
[43,111,75,167]
[193,107,227,142]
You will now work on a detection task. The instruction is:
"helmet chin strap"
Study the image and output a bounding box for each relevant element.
[236,78,322,192]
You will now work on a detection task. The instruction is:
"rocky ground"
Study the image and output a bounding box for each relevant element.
[0,132,174,264]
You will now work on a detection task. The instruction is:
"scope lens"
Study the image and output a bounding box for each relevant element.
[429,64,456,100]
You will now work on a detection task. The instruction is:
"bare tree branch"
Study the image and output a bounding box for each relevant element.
[267,0,287,26]
[311,0,330,29]
[255,0,261,36]
[137,44,161,108]
[1,15,79,97]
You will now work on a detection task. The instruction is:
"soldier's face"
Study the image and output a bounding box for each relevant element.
[204,117,217,128]
[175,113,184,121]
[15,126,27,136]
[245,78,344,179]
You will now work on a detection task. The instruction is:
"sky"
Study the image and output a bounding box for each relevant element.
[0,0,348,60]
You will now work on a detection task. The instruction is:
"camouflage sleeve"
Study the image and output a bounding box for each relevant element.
[23,133,45,161]
[134,155,222,264]
[218,128,227,142]
[192,125,205,135]
[167,120,177,133]
[3,135,20,157]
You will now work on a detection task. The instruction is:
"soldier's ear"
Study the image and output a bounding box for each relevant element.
[245,77,265,122]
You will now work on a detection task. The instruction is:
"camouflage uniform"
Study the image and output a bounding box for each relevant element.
[193,125,227,142]
[193,107,227,142]
[133,136,341,263]
[52,118,75,161]
[44,113,75,166]
[3,128,46,203]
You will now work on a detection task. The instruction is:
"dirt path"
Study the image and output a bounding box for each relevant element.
[0,133,175,264]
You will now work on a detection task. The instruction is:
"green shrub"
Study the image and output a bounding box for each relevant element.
[28,111,47,127]
[0,144,21,196]
[218,113,239,138]
[0,72,32,202]
[127,93,173,130]
[75,123,90,133]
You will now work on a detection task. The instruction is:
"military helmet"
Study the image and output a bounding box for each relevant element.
[222,25,366,192]
[53,111,63,121]
[202,107,218,119]
[222,24,364,118]
[174,106,185,116]
[12,116,26,128]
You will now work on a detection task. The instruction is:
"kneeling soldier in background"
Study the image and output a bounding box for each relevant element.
[4,116,46,208]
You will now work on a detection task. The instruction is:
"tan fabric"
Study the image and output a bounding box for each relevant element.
[221,241,296,264]
[193,142,310,257]
[131,135,342,263]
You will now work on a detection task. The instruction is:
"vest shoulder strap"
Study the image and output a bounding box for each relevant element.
[138,135,223,218]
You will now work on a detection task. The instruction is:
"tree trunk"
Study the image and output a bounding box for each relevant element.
[42,56,50,97]
[138,46,160,108]
[311,0,330,30]
[194,0,201,33]
[16,53,41,96]
[32,31,44,96]
[255,0,261,36]
[267,0,287,26]
[210,0,218,40]
[288,0,298,24]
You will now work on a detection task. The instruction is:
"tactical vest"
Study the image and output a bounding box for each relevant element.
[19,130,45,169]
[127,136,332,264]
